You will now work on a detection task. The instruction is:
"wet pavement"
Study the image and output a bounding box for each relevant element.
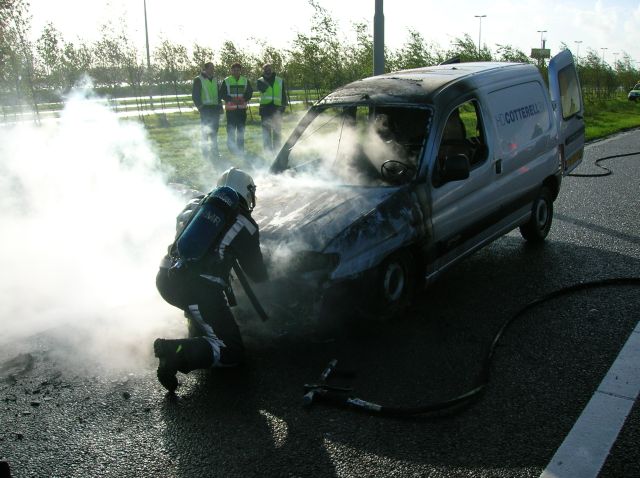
[1,129,639,477]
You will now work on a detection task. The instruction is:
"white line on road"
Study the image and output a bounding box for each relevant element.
[540,321,640,478]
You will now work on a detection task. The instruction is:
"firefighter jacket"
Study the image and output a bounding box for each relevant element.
[163,195,268,286]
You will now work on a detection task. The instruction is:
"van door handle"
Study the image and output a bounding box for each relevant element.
[494,159,503,174]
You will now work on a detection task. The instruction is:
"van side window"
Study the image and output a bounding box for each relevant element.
[433,100,488,187]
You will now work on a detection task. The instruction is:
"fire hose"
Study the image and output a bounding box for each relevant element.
[568,150,640,177]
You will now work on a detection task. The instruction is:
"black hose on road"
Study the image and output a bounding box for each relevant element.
[568,150,640,177]
[308,278,640,417]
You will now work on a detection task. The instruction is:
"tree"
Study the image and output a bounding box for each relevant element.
[388,29,436,70]
[191,43,214,77]
[34,22,64,95]
[288,0,347,99]
[253,39,286,80]
[342,21,373,80]
[446,34,492,62]
[0,0,39,118]
[0,0,29,86]
[495,44,532,63]
[616,52,639,91]
[218,40,255,77]
[578,48,617,99]
[119,35,146,117]
[288,31,322,100]
[60,40,94,91]
[154,37,190,112]
[93,21,129,103]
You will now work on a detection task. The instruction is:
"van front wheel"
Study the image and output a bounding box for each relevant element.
[520,186,553,242]
[358,250,416,321]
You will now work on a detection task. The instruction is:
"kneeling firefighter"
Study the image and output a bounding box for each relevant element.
[154,167,268,392]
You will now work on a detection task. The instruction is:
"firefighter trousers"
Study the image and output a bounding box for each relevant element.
[156,267,245,367]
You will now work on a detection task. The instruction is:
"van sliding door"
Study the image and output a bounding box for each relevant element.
[548,50,585,175]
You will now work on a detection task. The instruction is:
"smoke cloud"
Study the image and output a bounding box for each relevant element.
[0,87,188,370]
[0,90,427,362]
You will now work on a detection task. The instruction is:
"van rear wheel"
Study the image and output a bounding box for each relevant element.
[520,186,553,242]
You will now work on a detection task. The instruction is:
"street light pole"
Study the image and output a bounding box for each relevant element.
[537,30,547,49]
[474,15,486,58]
[373,0,385,75]
[574,40,582,64]
[536,30,547,67]
[144,0,154,109]
[601,47,608,66]
[144,0,151,70]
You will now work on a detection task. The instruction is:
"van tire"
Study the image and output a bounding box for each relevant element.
[359,250,415,321]
[520,186,553,242]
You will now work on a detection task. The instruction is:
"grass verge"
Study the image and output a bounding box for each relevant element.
[584,96,640,141]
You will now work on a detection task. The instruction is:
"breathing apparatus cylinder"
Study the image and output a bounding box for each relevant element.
[175,186,240,262]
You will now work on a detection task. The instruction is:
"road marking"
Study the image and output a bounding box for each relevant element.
[540,321,640,478]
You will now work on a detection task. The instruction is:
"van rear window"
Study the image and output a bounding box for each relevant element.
[558,66,582,119]
[488,82,551,155]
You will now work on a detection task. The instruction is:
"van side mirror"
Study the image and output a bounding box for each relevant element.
[441,154,470,182]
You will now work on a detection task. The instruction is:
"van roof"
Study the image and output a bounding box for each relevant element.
[320,62,540,106]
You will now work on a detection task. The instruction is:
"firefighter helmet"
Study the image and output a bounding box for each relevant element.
[217,167,256,211]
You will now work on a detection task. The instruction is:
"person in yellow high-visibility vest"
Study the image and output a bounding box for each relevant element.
[192,62,223,164]
[257,63,288,155]
[221,63,253,156]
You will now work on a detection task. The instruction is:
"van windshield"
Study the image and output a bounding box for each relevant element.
[273,104,431,186]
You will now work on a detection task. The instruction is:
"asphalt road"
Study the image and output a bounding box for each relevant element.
[1,129,639,478]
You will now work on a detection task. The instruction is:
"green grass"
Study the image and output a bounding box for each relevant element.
[584,96,640,141]
[141,105,305,189]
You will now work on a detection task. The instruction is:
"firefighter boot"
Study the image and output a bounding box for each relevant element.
[153,338,214,392]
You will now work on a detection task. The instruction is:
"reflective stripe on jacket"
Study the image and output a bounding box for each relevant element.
[200,75,219,105]
[224,76,248,110]
[259,76,283,106]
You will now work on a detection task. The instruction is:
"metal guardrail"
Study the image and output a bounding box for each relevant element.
[0,96,309,125]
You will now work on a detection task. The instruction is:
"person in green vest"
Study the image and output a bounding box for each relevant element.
[257,63,288,155]
[221,63,253,156]
[192,62,223,164]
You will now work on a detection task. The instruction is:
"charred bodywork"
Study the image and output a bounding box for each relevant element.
[252,177,427,320]
[252,72,444,319]
[252,55,584,321]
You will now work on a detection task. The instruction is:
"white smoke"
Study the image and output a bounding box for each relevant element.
[0,86,188,370]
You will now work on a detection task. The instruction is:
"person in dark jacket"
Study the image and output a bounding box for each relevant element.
[221,63,253,156]
[192,62,223,164]
[256,63,288,154]
[154,168,268,393]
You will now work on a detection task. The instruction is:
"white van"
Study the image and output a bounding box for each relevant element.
[254,50,584,320]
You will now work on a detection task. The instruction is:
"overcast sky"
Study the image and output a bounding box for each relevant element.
[28,0,640,66]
